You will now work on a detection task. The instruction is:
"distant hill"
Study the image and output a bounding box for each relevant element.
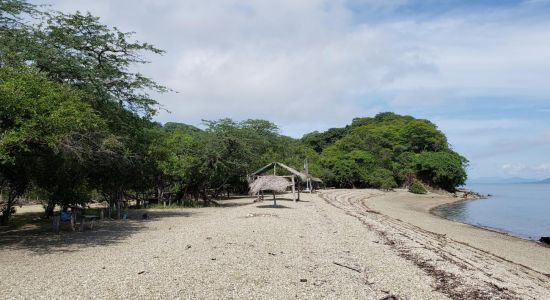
[467,177,537,184]
[534,178,550,184]
[301,112,468,191]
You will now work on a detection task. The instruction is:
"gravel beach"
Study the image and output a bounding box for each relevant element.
[1,190,549,299]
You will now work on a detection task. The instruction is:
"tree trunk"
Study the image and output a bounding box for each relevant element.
[202,187,209,205]
[0,208,9,226]
[1,192,17,225]
[44,199,56,219]
[194,189,199,202]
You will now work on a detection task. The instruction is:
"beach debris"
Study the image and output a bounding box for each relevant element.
[268,252,276,256]
[138,271,146,275]
[333,261,362,273]
[186,244,192,249]
[380,295,400,300]
[246,213,278,218]
[211,258,216,261]
[539,237,550,245]
[300,279,308,282]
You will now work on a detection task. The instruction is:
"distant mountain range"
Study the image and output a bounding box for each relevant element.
[467,177,550,184]
[536,178,550,184]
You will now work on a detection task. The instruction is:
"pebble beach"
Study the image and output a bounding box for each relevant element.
[1,190,549,299]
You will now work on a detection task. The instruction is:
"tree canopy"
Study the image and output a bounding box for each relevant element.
[311,112,467,190]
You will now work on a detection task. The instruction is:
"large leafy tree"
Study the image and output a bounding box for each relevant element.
[0,66,103,223]
[1,0,169,221]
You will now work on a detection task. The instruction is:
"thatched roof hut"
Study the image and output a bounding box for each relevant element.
[249,162,308,182]
[249,176,292,195]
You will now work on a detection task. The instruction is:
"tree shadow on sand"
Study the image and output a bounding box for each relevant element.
[256,204,292,209]
[0,210,193,255]
[216,196,257,208]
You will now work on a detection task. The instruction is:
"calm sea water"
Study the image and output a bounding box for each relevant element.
[435,183,550,240]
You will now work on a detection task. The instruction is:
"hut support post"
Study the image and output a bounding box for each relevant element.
[291,176,296,202]
[272,191,276,206]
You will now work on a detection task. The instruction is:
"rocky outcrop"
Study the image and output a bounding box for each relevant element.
[454,189,485,200]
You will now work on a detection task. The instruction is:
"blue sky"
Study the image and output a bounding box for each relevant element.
[35,0,550,179]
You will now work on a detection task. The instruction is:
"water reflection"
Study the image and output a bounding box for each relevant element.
[437,201,468,221]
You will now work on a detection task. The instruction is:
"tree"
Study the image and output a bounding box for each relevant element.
[317,112,467,191]
[402,120,447,152]
[1,1,170,219]
[412,151,468,192]
[0,66,103,223]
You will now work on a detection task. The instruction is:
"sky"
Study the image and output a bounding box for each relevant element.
[35,0,550,180]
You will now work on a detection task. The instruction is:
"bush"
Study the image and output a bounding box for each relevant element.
[409,181,427,194]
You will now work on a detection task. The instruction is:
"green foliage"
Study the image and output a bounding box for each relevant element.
[301,127,348,153]
[0,66,102,163]
[0,1,167,222]
[0,65,105,222]
[412,151,468,192]
[318,112,467,191]
[409,181,428,194]
[154,119,319,200]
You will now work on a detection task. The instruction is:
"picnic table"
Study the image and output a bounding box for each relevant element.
[80,214,99,231]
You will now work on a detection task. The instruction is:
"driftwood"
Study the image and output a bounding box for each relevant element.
[333,261,362,273]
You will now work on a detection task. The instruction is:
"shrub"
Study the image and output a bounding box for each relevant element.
[409,181,427,194]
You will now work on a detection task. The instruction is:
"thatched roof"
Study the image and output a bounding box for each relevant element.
[250,162,308,181]
[249,176,292,195]
[310,177,323,183]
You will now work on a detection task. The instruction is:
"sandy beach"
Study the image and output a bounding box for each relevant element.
[1,190,549,299]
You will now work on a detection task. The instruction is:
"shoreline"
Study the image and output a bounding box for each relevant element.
[320,189,550,298]
[362,189,550,274]
[429,196,545,243]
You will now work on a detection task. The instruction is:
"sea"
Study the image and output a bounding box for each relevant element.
[435,183,550,240]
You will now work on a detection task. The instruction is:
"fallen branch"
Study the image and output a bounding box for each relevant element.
[333,261,362,273]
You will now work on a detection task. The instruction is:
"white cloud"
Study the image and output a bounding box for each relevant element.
[30,0,550,178]
[35,1,550,125]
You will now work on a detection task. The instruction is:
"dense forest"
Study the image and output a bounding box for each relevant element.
[0,0,467,225]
